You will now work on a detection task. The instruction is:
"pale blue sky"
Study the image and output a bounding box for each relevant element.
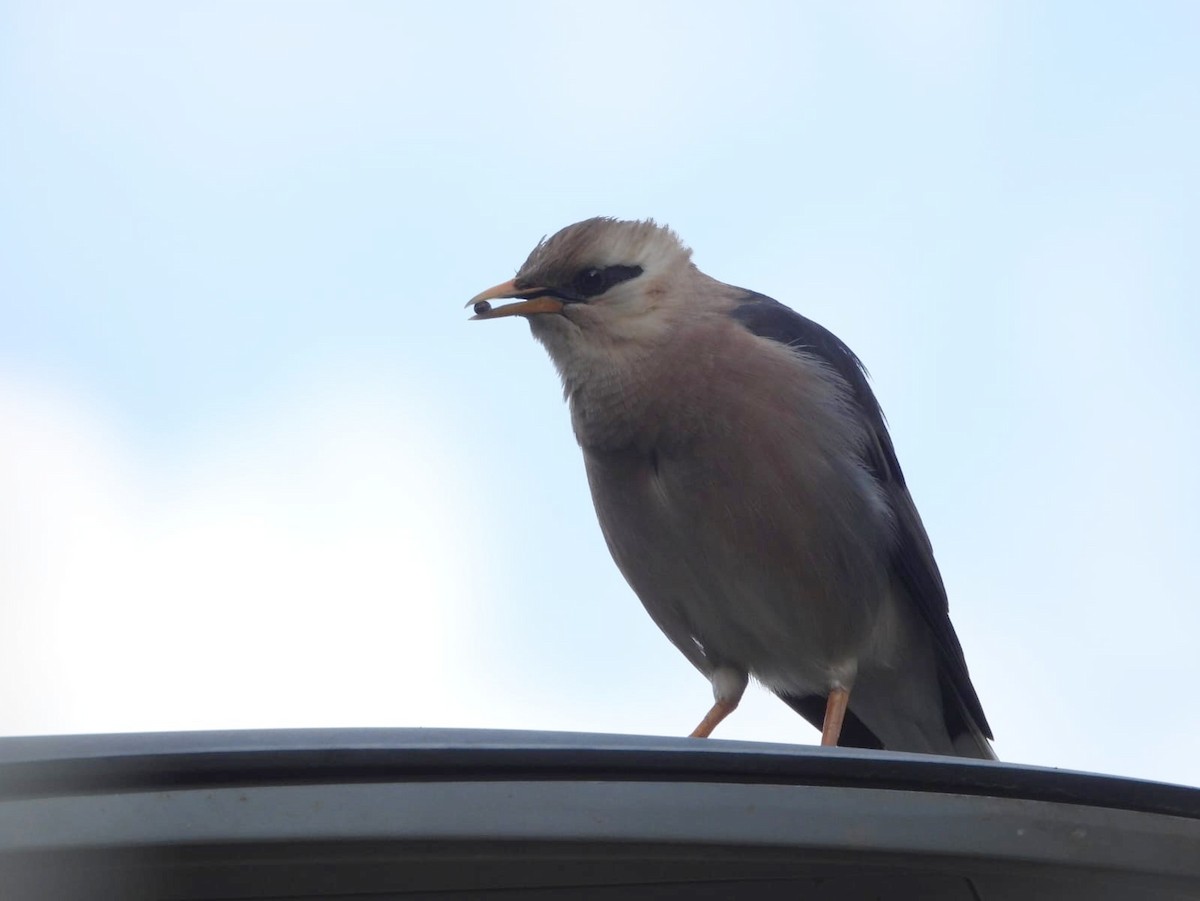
[1,2,1197,786]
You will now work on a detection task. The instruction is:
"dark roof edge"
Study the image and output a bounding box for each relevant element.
[1,728,1196,820]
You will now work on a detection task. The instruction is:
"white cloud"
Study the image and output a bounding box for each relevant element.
[0,371,492,734]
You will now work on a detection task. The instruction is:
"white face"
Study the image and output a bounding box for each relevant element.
[527,275,653,355]
[518,218,697,374]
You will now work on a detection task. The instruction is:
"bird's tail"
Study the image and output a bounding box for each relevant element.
[777,675,998,760]
[939,670,998,760]
[951,717,998,760]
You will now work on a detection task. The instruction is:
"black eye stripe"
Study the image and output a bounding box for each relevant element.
[568,265,644,300]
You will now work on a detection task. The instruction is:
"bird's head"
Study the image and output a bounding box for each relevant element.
[466,218,698,356]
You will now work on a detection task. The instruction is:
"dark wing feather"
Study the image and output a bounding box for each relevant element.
[729,291,993,743]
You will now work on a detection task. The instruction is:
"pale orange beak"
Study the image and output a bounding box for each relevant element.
[466,279,564,320]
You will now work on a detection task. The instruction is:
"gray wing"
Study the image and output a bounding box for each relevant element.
[729,291,994,745]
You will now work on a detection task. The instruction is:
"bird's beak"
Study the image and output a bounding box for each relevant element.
[466,279,564,320]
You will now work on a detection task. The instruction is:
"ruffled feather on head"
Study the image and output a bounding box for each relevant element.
[516,218,691,289]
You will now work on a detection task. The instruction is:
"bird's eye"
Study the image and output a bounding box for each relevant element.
[569,265,643,299]
[573,268,606,297]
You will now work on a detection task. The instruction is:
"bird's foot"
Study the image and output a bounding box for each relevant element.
[689,698,739,738]
[820,686,850,747]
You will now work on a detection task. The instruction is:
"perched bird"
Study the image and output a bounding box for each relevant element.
[467,218,995,759]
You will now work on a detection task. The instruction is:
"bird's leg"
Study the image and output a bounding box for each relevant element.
[821,686,850,746]
[690,700,738,738]
[690,667,748,739]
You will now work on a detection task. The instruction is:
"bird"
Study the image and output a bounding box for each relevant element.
[467,217,995,759]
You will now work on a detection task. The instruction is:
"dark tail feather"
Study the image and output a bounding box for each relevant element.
[775,691,884,751]
[777,680,997,759]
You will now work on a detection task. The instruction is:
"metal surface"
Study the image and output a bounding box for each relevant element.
[0,729,1197,900]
